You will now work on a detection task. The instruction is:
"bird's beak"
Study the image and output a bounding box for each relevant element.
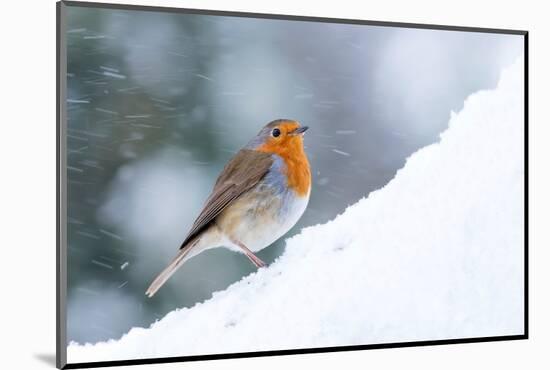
[289,126,309,136]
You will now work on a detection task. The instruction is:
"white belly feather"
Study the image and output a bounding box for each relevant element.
[217,187,310,253]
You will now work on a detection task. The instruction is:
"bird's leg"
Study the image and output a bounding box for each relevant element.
[230,238,266,268]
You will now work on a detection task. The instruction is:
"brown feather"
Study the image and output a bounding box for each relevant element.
[178,149,273,249]
[145,236,200,297]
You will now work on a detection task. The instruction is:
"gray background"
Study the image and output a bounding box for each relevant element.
[65,5,522,344]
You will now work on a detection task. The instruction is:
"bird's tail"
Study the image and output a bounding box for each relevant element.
[145,238,199,298]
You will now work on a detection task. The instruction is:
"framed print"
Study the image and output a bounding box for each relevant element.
[57,1,528,368]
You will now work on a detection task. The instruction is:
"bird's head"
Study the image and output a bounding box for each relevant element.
[247,119,309,156]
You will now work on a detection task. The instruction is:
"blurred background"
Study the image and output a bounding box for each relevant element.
[65,4,522,344]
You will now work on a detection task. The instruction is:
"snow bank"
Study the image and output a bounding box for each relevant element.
[68,56,524,363]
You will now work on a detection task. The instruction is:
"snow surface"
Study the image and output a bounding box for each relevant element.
[68,56,524,363]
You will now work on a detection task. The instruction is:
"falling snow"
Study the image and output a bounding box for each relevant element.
[68,57,524,362]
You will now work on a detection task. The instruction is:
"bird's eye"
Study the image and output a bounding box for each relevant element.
[272,128,281,137]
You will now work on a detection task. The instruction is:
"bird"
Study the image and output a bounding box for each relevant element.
[145,119,311,297]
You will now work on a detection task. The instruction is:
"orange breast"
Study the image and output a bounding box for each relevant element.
[258,138,311,197]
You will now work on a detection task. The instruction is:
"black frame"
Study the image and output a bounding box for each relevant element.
[56,1,529,368]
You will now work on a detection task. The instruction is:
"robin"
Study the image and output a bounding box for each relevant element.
[146,119,311,297]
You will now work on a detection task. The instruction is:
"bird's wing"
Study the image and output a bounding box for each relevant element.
[179,149,273,249]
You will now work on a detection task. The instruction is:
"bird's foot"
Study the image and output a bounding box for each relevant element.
[245,252,266,269]
[230,237,267,269]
